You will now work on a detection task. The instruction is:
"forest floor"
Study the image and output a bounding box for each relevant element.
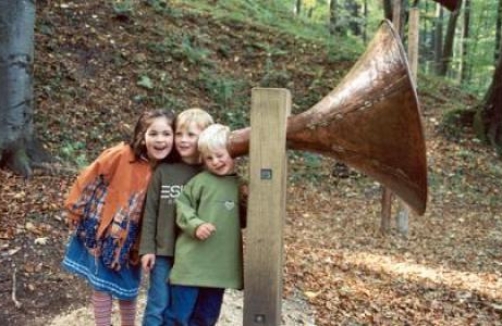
[2,1,502,325]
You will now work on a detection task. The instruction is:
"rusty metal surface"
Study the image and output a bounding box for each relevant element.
[228,20,428,215]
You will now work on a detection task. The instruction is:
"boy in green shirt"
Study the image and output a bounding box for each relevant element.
[168,123,246,326]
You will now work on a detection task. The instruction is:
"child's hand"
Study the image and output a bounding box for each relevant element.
[141,254,156,273]
[65,218,78,232]
[195,223,216,240]
[63,212,79,231]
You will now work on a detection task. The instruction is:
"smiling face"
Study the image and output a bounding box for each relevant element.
[202,146,235,176]
[175,122,204,164]
[144,116,174,162]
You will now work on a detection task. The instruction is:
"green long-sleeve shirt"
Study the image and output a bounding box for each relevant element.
[169,171,244,290]
[139,162,203,257]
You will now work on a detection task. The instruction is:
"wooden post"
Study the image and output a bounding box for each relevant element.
[394,6,420,237]
[243,88,290,326]
[380,187,393,233]
[381,0,403,235]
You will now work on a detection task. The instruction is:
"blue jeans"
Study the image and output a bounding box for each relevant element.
[166,285,224,326]
[142,256,173,326]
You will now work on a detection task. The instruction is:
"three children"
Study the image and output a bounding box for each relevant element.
[63,107,244,326]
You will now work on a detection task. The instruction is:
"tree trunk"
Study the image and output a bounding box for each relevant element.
[0,0,49,176]
[475,42,502,153]
[329,0,338,35]
[392,0,404,38]
[434,5,444,75]
[307,7,314,18]
[422,0,433,73]
[383,0,393,21]
[295,0,301,16]
[496,0,502,62]
[461,0,471,83]
[346,0,361,36]
[438,3,462,76]
[362,0,368,43]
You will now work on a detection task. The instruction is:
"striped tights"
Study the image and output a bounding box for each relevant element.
[92,290,137,326]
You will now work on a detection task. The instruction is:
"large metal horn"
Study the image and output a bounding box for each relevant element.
[228,20,427,215]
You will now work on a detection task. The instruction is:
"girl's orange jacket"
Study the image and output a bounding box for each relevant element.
[64,142,152,266]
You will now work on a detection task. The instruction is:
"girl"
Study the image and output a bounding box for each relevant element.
[61,109,176,326]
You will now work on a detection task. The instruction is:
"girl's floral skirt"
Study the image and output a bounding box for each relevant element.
[62,235,141,300]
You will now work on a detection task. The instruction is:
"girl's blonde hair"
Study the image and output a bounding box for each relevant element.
[197,124,230,156]
[175,108,214,131]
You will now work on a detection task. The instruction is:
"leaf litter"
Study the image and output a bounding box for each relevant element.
[1,1,502,325]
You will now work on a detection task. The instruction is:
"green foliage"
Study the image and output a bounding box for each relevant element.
[288,151,325,184]
[158,96,187,113]
[145,0,184,17]
[180,0,336,43]
[148,32,213,66]
[137,75,154,90]
[178,35,212,65]
[198,68,249,129]
[414,0,499,97]
[60,141,88,168]
[259,57,292,88]
[133,70,188,111]
[111,0,135,15]
[326,37,364,63]
[222,110,248,130]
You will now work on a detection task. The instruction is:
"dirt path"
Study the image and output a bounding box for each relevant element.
[41,289,316,326]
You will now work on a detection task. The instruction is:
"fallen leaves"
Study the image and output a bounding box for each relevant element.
[2,0,502,325]
[282,151,502,324]
[34,237,49,245]
[6,247,22,256]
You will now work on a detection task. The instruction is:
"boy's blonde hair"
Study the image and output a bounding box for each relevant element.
[198,124,231,156]
[175,107,214,131]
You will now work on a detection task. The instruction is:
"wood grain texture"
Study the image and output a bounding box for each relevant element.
[243,88,291,326]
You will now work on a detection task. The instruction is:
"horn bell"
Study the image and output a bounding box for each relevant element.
[229,20,428,215]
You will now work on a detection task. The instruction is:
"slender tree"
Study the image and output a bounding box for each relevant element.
[329,0,338,35]
[345,0,361,36]
[461,0,471,83]
[362,0,368,43]
[295,0,302,15]
[434,4,444,74]
[0,0,49,176]
[432,0,460,11]
[422,0,434,73]
[307,7,314,18]
[475,41,502,153]
[496,0,502,62]
[383,0,393,21]
[438,1,462,76]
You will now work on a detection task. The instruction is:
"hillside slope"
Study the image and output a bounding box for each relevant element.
[1,1,502,325]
